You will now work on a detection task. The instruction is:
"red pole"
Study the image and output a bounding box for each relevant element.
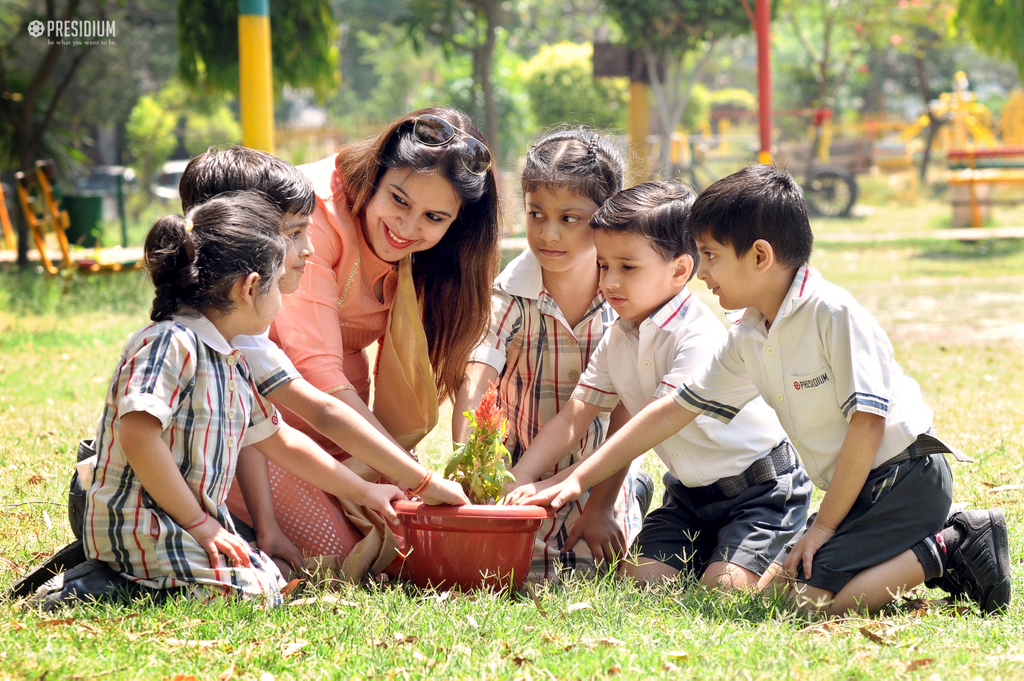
[756,0,772,164]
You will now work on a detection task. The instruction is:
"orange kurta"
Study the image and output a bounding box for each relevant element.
[231,155,402,561]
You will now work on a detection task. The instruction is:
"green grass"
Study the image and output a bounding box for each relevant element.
[3,198,1024,679]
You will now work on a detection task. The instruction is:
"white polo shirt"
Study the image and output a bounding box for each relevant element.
[233,332,302,398]
[674,265,934,489]
[572,287,788,487]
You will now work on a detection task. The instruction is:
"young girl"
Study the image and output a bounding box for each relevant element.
[453,129,643,581]
[83,192,402,603]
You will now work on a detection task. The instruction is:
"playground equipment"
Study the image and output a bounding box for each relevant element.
[14,161,73,275]
[3,160,141,273]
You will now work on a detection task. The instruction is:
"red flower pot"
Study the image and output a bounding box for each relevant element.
[392,499,553,591]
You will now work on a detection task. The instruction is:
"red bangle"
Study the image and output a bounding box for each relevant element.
[182,511,209,531]
[407,470,433,499]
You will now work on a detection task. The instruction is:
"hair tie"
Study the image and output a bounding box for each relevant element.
[184,218,194,232]
[587,134,600,157]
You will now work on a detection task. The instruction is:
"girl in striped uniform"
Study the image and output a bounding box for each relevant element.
[83,192,402,604]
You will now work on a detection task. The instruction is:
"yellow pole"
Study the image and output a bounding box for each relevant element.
[628,81,650,185]
[238,0,274,152]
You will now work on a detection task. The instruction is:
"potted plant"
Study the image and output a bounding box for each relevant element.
[392,383,551,591]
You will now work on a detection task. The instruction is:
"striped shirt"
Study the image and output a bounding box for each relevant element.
[674,265,935,489]
[469,249,642,580]
[84,315,285,602]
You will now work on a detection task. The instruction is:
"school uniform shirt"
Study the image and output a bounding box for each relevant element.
[674,265,934,489]
[572,287,788,487]
[469,248,641,581]
[233,331,302,397]
[84,314,286,603]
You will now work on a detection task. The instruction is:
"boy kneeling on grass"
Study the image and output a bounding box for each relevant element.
[508,181,813,590]
[521,165,1010,616]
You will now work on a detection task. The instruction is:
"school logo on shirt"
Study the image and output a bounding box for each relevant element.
[793,372,830,391]
[271,414,279,425]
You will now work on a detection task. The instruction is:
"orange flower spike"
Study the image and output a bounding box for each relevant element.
[473,380,505,435]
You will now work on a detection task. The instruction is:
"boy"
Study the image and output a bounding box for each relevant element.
[525,166,1010,615]
[509,181,812,589]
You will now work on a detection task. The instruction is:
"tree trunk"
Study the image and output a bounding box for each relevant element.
[477,0,500,169]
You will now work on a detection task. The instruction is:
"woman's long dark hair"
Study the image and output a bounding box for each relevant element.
[335,106,501,402]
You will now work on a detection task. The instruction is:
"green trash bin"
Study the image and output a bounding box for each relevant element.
[62,194,105,247]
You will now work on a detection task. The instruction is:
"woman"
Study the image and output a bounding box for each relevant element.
[244,107,501,565]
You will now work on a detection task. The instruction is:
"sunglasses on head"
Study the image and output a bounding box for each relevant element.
[411,114,492,175]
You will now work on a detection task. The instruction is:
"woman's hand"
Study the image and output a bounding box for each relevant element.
[419,476,469,506]
[782,522,836,582]
[562,502,626,566]
[186,514,253,570]
[256,523,305,573]
[359,482,405,523]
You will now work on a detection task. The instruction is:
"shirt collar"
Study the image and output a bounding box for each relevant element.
[734,264,819,334]
[495,248,545,300]
[172,314,234,355]
[645,287,695,332]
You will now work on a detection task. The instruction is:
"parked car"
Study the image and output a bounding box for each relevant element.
[74,165,136,196]
[151,159,191,200]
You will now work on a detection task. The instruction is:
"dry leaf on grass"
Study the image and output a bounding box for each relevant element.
[988,484,1023,494]
[218,661,236,681]
[171,676,200,681]
[665,650,689,662]
[38,618,76,627]
[524,581,547,618]
[26,474,45,485]
[578,637,625,649]
[859,626,892,646]
[163,638,223,649]
[566,602,592,613]
[507,647,537,665]
[452,644,473,656]
[607,665,621,675]
[901,658,933,672]
[466,614,479,628]
[281,639,309,659]
[279,578,303,596]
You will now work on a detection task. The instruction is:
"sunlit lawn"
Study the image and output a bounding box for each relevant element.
[1,193,1023,679]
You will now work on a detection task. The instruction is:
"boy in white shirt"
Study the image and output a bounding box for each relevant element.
[524,165,1010,615]
[508,181,812,589]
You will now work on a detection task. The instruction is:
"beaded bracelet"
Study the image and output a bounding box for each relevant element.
[406,470,433,499]
[182,511,209,531]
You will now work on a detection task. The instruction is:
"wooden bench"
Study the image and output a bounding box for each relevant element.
[948,147,1024,228]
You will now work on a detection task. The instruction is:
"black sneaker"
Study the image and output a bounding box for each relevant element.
[941,509,1011,614]
[634,469,654,519]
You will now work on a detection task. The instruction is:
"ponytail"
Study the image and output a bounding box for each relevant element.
[143,191,286,322]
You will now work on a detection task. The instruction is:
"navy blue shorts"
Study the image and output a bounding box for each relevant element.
[776,452,953,593]
[633,444,813,578]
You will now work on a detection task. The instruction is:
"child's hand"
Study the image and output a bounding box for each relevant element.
[562,503,626,565]
[782,523,836,581]
[419,476,469,506]
[256,524,305,573]
[360,482,404,523]
[505,478,553,505]
[186,514,253,570]
[518,478,583,509]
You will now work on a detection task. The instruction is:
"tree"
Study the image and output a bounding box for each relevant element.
[176,0,339,98]
[603,0,754,178]
[958,0,1024,82]
[400,0,505,167]
[518,42,628,131]
[0,0,110,266]
[777,0,892,178]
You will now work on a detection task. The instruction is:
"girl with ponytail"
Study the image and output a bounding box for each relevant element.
[82,191,402,604]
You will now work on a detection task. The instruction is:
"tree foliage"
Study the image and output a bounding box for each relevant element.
[958,0,1024,82]
[603,0,754,178]
[518,42,628,131]
[176,0,339,98]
